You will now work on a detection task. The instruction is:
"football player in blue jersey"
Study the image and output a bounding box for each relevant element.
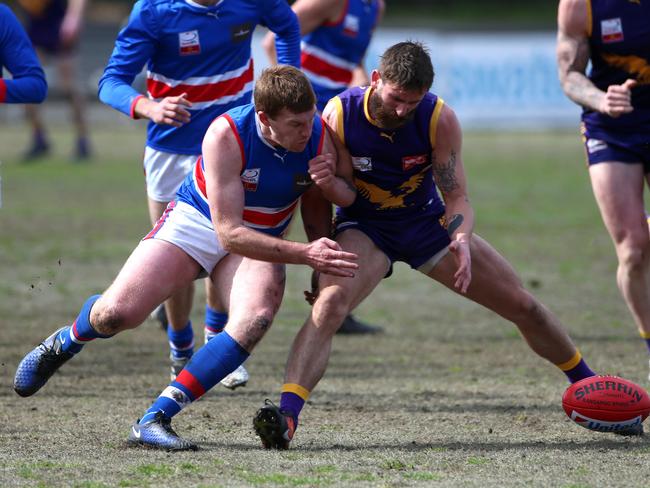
[0,4,47,105]
[253,42,609,450]
[14,66,359,450]
[98,0,301,387]
[263,0,385,334]
[557,0,650,380]
[18,0,90,161]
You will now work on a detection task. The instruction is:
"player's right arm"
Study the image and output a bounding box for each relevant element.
[202,117,358,277]
[97,1,191,126]
[432,105,474,294]
[0,5,47,104]
[557,0,636,117]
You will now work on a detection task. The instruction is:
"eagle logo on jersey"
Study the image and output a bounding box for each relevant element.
[355,172,427,210]
[179,31,201,56]
[602,53,650,83]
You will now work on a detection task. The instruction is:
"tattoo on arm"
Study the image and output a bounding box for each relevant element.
[433,150,459,194]
[447,214,464,236]
[558,32,602,110]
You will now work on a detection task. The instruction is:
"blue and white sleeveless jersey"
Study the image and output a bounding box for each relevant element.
[301,0,380,111]
[98,0,300,155]
[177,103,325,236]
[584,0,650,133]
[332,86,445,221]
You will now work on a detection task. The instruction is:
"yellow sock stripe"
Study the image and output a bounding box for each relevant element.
[639,330,650,339]
[557,350,582,371]
[281,383,310,401]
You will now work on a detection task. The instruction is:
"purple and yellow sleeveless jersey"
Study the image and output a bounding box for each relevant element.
[584,0,650,135]
[176,103,325,237]
[98,0,300,155]
[301,0,380,111]
[332,86,445,221]
[0,4,47,103]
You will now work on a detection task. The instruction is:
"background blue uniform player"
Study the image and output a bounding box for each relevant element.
[13,65,360,450]
[557,0,650,379]
[264,0,385,334]
[0,4,47,105]
[98,0,300,387]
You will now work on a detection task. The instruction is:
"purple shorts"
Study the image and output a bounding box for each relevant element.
[334,209,451,277]
[581,122,650,172]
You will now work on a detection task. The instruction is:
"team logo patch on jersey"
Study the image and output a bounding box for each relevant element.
[402,154,428,171]
[231,23,253,43]
[342,14,360,37]
[179,30,201,56]
[601,18,624,43]
[352,156,372,172]
[586,138,608,154]
[241,168,261,191]
[293,174,313,192]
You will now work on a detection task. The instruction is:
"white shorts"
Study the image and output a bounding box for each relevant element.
[144,201,228,274]
[143,146,198,202]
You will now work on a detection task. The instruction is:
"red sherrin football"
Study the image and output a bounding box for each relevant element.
[562,375,650,432]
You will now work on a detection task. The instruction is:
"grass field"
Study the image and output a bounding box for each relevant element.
[1,118,649,487]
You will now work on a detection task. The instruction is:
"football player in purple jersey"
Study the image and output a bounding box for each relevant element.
[18,0,90,161]
[253,42,610,450]
[557,0,650,379]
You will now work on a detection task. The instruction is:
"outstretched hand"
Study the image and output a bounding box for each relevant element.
[149,93,193,127]
[600,79,637,118]
[305,238,358,277]
[448,239,471,294]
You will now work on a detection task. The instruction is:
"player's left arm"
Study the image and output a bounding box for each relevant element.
[0,5,47,104]
[432,104,474,293]
[260,0,301,68]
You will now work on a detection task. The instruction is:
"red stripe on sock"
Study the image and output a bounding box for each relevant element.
[175,369,206,399]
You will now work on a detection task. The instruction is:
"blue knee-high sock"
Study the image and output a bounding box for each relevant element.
[140,332,249,423]
[204,306,228,341]
[58,295,111,354]
[168,321,194,359]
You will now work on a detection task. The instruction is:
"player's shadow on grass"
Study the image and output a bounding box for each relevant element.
[197,437,649,452]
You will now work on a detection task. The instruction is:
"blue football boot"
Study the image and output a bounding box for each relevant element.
[14,327,74,397]
[128,412,198,451]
